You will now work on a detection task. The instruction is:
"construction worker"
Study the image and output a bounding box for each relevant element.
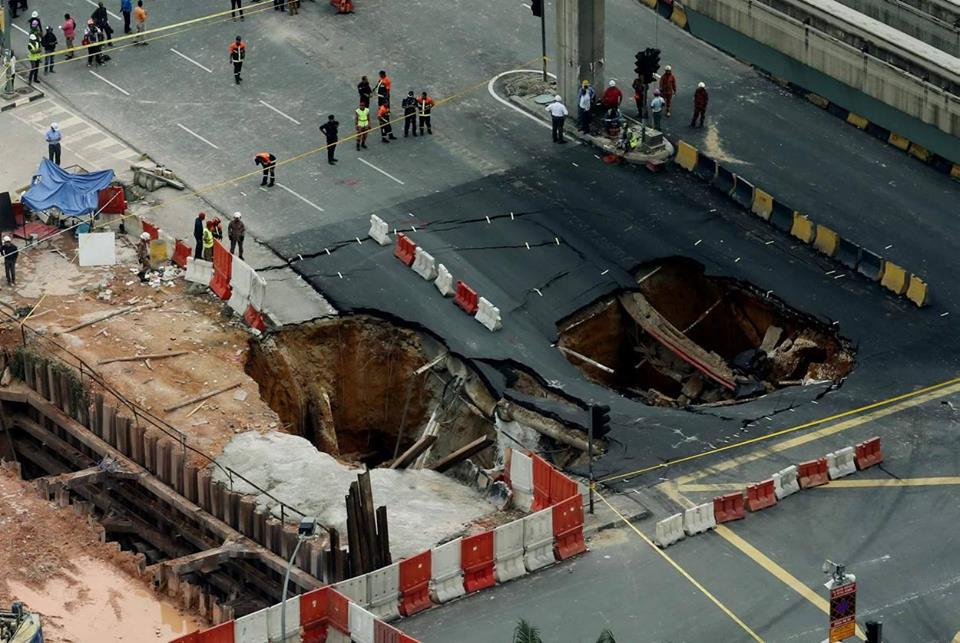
[273,0,286,12]
[255,152,276,187]
[230,0,244,21]
[41,27,57,74]
[632,76,646,120]
[601,79,622,110]
[377,103,395,143]
[229,35,246,84]
[319,114,339,164]
[401,91,418,137]
[355,101,370,150]
[202,221,215,261]
[545,95,568,144]
[193,212,206,259]
[577,80,595,133]
[83,19,104,67]
[133,1,148,45]
[289,0,301,15]
[650,89,665,130]
[691,82,708,128]
[45,123,62,165]
[27,35,42,85]
[659,65,677,117]
[121,0,132,34]
[357,76,372,106]
[416,91,434,135]
[228,212,245,258]
[375,70,392,107]
[1,237,18,287]
[136,232,151,282]
[28,12,43,41]
[333,0,354,13]
[211,217,224,241]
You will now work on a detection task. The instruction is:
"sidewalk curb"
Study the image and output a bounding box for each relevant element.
[0,88,45,113]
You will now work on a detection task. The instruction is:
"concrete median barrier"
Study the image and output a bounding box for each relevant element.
[790,212,816,243]
[369,214,391,246]
[813,225,839,257]
[429,538,465,604]
[751,187,774,220]
[694,154,718,182]
[906,274,929,307]
[675,140,698,171]
[494,520,527,583]
[835,237,861,270]
[712,165,736,196]
[857,248,884,282]
[434,263,455,297]
[731,175,755,209]
[880,261,908,295]
[412,247,438,281]
[475,297,503,332]
[366,562,400,622]
[522,508,556,572]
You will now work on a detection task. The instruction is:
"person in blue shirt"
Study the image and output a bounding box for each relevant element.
[45,123,62,165]
[121,0,133,34]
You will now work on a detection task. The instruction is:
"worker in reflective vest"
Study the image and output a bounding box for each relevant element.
[355,102,370,151]
[27,35,42,85]
[416,92,434,135]
[229,36,246,84]
[377,103,396,143]
[255,152,276,187]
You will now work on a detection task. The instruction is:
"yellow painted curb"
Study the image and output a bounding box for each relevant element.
[751,189,774,220]
[888,132,911,151]
[906,274,930,307]
[806,93,829,109]
[846,112,869,129]
[675,140,698,171]
[879,261,908,295]
[951,164,960,180]
[671,4,689,28]
[908,142,931,162]
[813,225,839,257]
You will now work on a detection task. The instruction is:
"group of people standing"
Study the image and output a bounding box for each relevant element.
[193,212,246,261]
[353,72,435,149]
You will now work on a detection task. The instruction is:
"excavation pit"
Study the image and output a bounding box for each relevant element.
[557,258,855,406]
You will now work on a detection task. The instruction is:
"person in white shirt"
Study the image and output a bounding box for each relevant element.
[650,89,666,130]
[577,80,595,133]
[545,95,569,144]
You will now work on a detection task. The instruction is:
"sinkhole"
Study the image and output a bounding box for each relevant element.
[556,257,855,406]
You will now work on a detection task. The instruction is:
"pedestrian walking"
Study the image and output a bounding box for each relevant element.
[255,152,276,186]
[231,0,245,21]
[659,65,677,117]
[416,91,434,135]
[193,212,206,260]
[230,36,246,84]
[91,3,114,47]
[27,35,41,85]
[355,101,371,150]
[357,76,372,106]
[401,91,418,137]
[632,76,646,119]
[41,27,57,74]
[136,232,151,282]
[545,95,568,144]
[377,103,395,143]
[1,237,18,287]
[319,114,339,164]
[228,212,245,258]
[133,1,147,45]
[202,221,215,261]
[691,82,708,128]
[45,123,62,165]
[61,14,77,59]
[650,89,666,130]
[578,80,595,133]
[375,70,391,107]
[121,0,132,34]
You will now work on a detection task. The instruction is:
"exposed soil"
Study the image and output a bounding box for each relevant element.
[557,257,855,406]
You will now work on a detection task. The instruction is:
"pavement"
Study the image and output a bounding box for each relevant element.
[2,0,959,640]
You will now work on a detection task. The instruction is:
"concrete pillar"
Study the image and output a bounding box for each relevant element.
[556,0,605,109]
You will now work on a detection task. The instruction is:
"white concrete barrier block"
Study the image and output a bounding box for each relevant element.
[412,246,438,281]
[522,508,556,572]
[434,263,454,297]
[327,629,351,643]
[365,561,400,622]
[265,596,300,643]
[509,450,534,512]
[773,465,800,500]
[494,520,527,584]
[231,254,254,299]
[655,513,686,548]
[334,574,369,607]
[475,297,503,332]
[234,607,268,643]
[249,274,267,311]
[827,446,857,479]
[682,502,716,536]
[369,214,391,246]
[185,257,213,285]
[348,602,376,643]
[429,538,465,604]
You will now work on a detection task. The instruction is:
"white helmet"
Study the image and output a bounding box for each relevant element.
[665,65,672,71]
[608,79,616,87]
[29,34,37,41]
[554,95,562,102]
[698,82,705,88]
[140,232,151,241]
[50,122,59,131]
[233,211,242,219]
[2,236,11,243]
[31,11,38,18]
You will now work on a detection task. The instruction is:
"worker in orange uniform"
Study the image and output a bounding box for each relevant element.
[377,103,396,143]
[659,65,677,117]
[255,152,276,187]
[229,35,245,84]
[331,0,354,13]
[416,91,434,135]
[375,70,391,106]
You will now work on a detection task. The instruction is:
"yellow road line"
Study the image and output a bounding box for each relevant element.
[595,489,764,642]
[600,376,960,485]
[679,477,960,492]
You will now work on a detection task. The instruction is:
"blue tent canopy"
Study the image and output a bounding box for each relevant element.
[21,159,115,216]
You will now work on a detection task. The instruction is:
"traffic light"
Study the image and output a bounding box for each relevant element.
[646,47,662,83]
[531,0,543,17]
[590,404,611,438]
[634,50,644,77]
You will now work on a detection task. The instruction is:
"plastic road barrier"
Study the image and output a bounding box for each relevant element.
[813,225,840,257]
[855,437,884,470]
[210,241,232,300]
[798,458,829,488]
[334,574,369,607]
[369,214,391,246]
[713,491,745,523]
[398,551,433,616]
[509,449,534,511]
[494,520,527,583]
[235,607,268,643]
[827,446,857,479]
[366,562,400,622]
[454,280,479,315]
[880,261,908,295]
[185,257,213,284]
[751,187,773,220]
[675,140,698,171]
[857,248,884,281]
[393,232,416,266]
[654,513,685,548]
[411,247,438,281]
[906,274,929,307]
[522,508,556,572]
[475,296,503,332]
[530,454,553,511]
[790,212,816,243]
[434,263,455,297]
[461,531,495,593]
[746,479,777,512]
[682,502,716,536]
[429,538,465,604]
[772,465,800,500]
[172,239,191,268]
[348,602,376,643]
[265,596,300,643]
[552,495,587,560]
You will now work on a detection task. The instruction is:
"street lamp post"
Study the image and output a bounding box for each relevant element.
[280,517,318,643]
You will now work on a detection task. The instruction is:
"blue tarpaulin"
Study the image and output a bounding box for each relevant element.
[21,160,115,216]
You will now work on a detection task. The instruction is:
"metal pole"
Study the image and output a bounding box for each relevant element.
[2,0,14,99]
[588,412,594,515]
[540,6,547,81]
[280,536,304,643]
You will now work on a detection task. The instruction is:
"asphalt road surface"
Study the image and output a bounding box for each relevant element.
[7,0,960,640]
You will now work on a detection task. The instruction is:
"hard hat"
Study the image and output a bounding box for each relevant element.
[581,80,589,87]
[199,211,206,219]
[31,11,38,18]
[554,95,562,102]
[654,89,661,96]
[29,34,37,41]
[233,212,242,219]
[608,79,616,87]
[140,232,151,241]
[2,236,10,243]
[88,18,95,25]
[698,82,705,88]
[665,65,672,71]
[50,122,59,130]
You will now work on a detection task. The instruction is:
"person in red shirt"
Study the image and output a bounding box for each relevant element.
[659,65,677,117]
[601,79,623,110]
[691,82,708,128]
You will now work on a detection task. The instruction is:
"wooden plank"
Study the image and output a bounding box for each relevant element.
[162,543,256,575]
[388,434,437,470]
[162,383,242,413]
[345,484,363,575]
[60,303,159,334]
[13,439,71,475]
[431,436,495,473]
[98,351,189,366]
[14,416,94,468]
[357,471,379,569]
[375,505,391,566]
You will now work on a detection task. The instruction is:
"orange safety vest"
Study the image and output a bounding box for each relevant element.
[377,104,389,121]
[256,152,274,165]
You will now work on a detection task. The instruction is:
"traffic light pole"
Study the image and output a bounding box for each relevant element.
[540,6,547,82]
[587,414,594,514]
[2,1,14,99]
